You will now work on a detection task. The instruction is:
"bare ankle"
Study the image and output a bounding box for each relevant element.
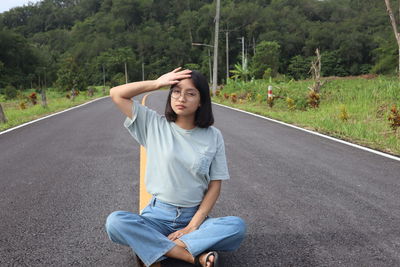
[173,239,187,248]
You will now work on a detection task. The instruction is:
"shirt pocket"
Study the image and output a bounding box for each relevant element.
[193,151,215,175]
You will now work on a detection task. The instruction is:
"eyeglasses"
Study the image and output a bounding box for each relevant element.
[171,88,199,100]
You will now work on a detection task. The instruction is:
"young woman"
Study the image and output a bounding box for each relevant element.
[105,67,246,267]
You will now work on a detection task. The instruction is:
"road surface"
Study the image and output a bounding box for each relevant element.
[1,91,400,266]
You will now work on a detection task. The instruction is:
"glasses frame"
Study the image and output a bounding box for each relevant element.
[170,88,199,101]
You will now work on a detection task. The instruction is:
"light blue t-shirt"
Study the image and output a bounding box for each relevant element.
[123,99,230,207]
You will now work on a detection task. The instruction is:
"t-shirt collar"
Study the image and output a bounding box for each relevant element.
[171,122,199,134]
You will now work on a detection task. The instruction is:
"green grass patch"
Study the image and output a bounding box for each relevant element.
[213,76,400,156]
[0,86,109,132]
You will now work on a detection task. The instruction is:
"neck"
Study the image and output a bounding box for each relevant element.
[175,115,196,130]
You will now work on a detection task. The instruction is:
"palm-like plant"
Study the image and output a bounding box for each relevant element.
[230,58,252,81]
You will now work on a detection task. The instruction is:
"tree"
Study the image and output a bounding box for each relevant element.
[288,55,310,80]
[384,0,400,78]
[251,41,281,79]
[56,56,87,99]
[97,47,136,84]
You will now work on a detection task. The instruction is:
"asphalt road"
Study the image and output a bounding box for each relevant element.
[1,91,400,266]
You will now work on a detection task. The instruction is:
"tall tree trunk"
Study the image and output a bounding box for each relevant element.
[0,103,7,123]
[124,62,128,84]
[384,0,400,78]
[71,89,76,101]
[41,87,47,108]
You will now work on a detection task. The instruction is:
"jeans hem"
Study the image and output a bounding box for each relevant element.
[144,242,176,267]
[179,237,198,257]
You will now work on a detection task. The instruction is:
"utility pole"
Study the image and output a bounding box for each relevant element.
[212,0,220,96]
[208,48,212,84]
[253,36,256,56]
[226,31,229,82]
[222,28,238,82]
[44,67,47,88]
[192,42,214,84]
[142,62,145,81]
[102,65,105,87]
[238,36,245,69]
[124,62,128,84]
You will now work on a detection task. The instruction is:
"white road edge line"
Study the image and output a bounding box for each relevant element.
[0,96,109,136]
[212,102,400,162]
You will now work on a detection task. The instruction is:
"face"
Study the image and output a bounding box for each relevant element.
[170,78,201,118]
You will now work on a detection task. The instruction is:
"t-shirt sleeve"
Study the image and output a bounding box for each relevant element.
[209,131,230,181]
[123,99,159,147]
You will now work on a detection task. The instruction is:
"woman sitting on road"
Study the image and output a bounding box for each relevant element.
[105,67,247,267]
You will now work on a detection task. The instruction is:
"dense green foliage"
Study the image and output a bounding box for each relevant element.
[0,0,398,92]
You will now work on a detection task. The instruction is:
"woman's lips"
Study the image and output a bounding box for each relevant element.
[176,105,186,109]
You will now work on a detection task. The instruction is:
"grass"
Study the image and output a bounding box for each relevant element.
[0,86,109,132]
[213,76,400,156]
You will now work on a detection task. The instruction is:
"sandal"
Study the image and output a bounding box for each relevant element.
[194,251,219,267]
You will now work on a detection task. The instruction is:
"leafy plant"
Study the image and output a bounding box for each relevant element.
[388,104,400,132]
[230,63,252,81]
[19,101,27,110]
[230,93,237,103]
[308,91,320,108]
[29,92,37,105]
[286,97,295,111]
[256,93,264,103]
[339,105,349,121]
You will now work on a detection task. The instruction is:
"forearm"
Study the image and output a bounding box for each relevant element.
[109,80,161,99]
[110,67,191,99]
[187,180,221,229]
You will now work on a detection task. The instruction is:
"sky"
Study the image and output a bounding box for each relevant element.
[0,0,42,13]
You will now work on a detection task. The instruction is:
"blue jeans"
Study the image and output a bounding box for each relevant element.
[105,197,247,267]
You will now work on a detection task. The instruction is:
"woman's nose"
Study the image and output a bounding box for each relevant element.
[178,94,187,101]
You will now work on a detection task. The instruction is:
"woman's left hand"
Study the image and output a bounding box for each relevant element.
[167,226,197,241]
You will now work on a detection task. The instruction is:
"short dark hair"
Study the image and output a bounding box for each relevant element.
[165,70,214,128]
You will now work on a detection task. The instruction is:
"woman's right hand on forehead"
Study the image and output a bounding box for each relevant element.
[156,67,192,88]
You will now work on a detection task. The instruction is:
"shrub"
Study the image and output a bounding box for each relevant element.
[29,92,37,105]
[339,105,349,121]
[267,96,274,108]
[4,85,17,100]
[87,87,96,97]
[262,68,272,79]
[388,104,400,132]
[286,97,295,111]
[230,93,237,103]
[295,98,308,111]
[256,93,264,103]
[308,91,320,108]
[238,92,247,100]
[246,92,253,101]
[19,101,27,109]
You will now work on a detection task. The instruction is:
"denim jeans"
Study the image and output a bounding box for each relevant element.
[105,197,247,267]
